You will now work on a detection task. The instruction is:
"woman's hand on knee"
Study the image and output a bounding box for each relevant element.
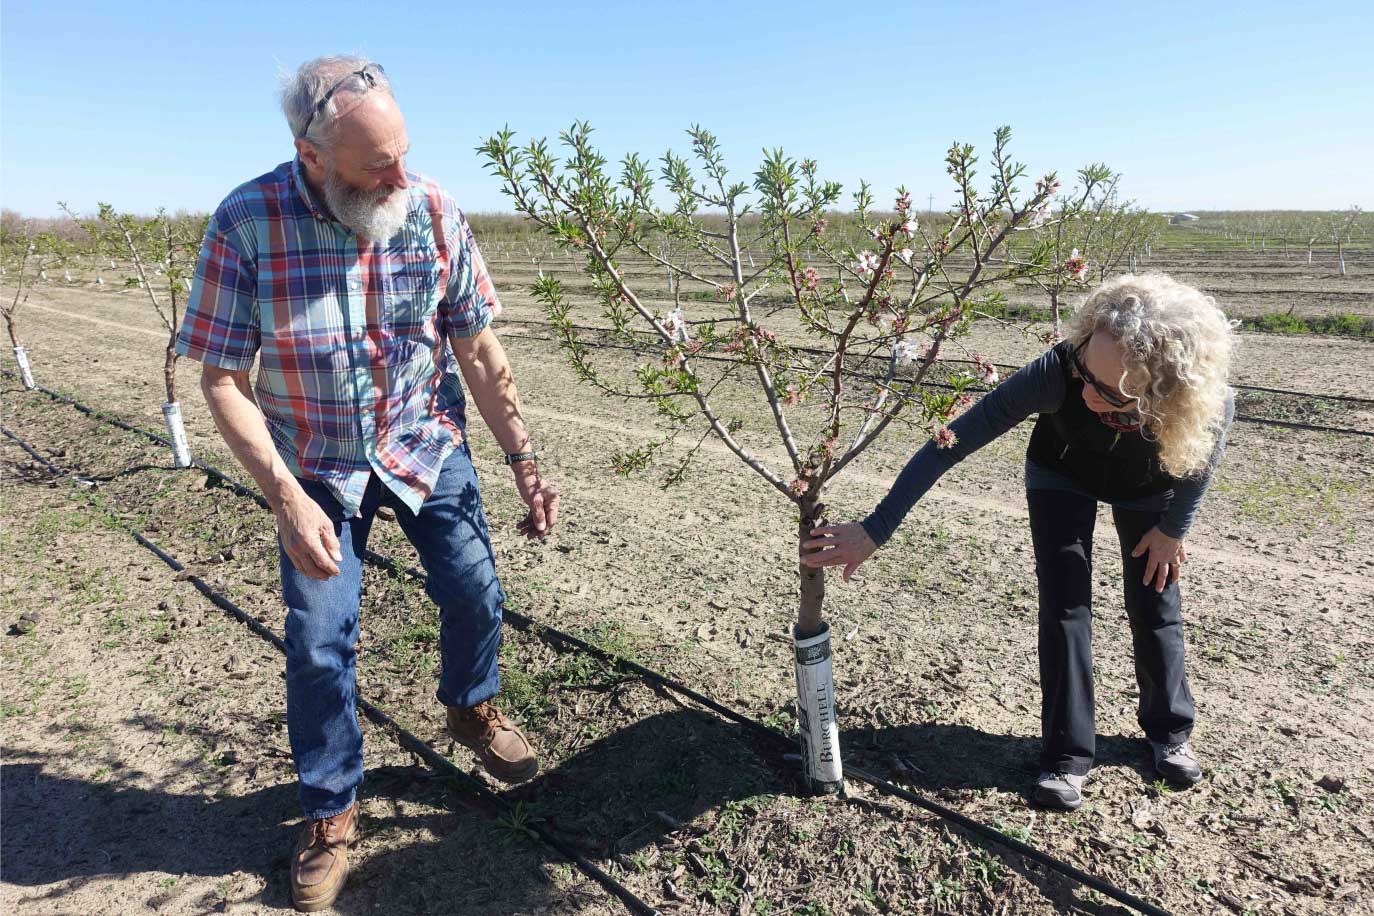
[1131,526,1184,593]
[800,522,878,582]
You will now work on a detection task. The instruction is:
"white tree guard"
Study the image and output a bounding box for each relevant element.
[162,401,193,468]
[794,622,843,793]
[13,347,35,390]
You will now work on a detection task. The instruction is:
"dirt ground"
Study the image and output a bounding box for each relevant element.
[3,258,1373,916]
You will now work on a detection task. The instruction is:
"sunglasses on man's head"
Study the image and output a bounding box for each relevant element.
[299,63,386,139]
[1070,341,1137,409]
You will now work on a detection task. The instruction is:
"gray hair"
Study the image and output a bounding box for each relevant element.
[280,55,393,146]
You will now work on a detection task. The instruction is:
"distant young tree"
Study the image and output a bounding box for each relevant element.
[1020,166,1116,338]
[1326,206,1362,277]
[0,218,69,389]
[70,203,208,466]
[1089,199,1159,281]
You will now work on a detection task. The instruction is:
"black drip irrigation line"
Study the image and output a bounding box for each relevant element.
[4,384,1176,916]
[490,329,1374,439]
[0,424,662,916]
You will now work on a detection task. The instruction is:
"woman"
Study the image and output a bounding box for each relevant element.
[802,274,1236,811]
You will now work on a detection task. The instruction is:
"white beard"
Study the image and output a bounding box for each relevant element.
[323,167,411,242]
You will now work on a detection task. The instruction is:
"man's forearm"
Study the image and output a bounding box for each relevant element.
[452,328,531,455]
[200,368,303,512]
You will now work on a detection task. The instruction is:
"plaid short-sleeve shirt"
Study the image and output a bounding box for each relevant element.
[176,158,502,517]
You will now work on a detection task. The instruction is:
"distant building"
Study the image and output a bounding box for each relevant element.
[1170,213,1201,224]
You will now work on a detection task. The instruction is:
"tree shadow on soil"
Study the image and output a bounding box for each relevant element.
[2,707,781,914]
[840,723,1160,916]
[843,721,1159,796]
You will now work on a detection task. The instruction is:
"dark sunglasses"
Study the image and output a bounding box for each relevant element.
[299,63,386,139]
[1070,341,1137,409]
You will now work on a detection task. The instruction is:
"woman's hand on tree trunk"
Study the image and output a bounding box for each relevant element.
[1131,526,1185,593]
[800,522,877,582]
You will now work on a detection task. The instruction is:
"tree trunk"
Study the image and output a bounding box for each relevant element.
[793,495,842,793]
[1338,241,1346,277]
[1051,290,1062,339]
[163,345,178,403]
[796,498,826,637]
[5,313,18,349]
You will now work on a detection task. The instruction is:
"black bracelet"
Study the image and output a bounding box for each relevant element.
[504,450,538,466]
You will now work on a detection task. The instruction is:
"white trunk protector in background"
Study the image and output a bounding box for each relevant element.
[162,401,192,468]
[13,347,35,390]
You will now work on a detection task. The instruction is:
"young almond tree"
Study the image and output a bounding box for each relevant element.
[0,220,69,389]
[80,204,207,466]
[1325,205,1363,277]
[1020,165,1115,338]
[1092,201,1161,280]
[482,123,1103,790]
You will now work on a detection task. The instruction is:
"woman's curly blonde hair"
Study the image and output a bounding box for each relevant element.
[1067,273,1237,477]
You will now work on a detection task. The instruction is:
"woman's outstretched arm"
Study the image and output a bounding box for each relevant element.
[859,347,1066,546]
[802,346,1066,579]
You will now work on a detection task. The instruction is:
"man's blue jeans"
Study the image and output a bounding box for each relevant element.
[279,443,504,819]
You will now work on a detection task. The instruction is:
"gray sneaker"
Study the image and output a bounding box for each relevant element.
[1034,771,1087,810]
[1151,740,1202,785]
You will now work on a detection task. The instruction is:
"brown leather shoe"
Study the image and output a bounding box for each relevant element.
[290,802,359,913]
[446,701,539,783]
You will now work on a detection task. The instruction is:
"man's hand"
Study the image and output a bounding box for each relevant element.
[800,522,878,582]
[512,463,559,539]
[1132,526,1185,593]
[276,489,344,580]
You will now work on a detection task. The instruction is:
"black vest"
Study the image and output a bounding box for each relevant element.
[1026,341,1177,502]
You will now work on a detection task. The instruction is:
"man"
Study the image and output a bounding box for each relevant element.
[176,56,558,912]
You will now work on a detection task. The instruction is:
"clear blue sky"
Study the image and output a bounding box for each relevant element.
[3,0,1371,217]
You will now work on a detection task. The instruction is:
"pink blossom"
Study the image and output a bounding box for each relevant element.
[1027,204,1052,229]
[1036,176,1061,197]
[970,352,999,385]
[801,267,820,291]
[897,247,914,265]
[719,283,738,302]
[892,337,926,364]
[1063,248,1088,281]
[895,191,912,212]
[900,218,918,237]
[788,477,811,497]
[813,217,827,235]
[855,251,881,274]
[933,426,958,449]
[869,226,883,241]
[783,386,802,407]
[660,306,689,342]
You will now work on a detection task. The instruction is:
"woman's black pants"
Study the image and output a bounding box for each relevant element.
[1027,488,1195,776]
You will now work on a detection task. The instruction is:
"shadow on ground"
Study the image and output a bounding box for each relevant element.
[844,720,1160,795]
[2,707,782,914]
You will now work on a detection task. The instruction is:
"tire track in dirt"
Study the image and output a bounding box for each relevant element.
[24,301,167,338]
